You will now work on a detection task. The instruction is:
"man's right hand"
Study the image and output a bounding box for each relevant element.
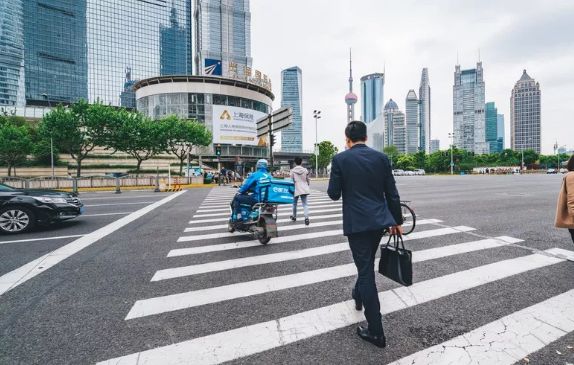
[390,225,403,236]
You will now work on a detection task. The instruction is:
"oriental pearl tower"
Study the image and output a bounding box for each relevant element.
[345,49,358,123]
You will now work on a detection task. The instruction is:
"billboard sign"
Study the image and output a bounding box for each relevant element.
[212,105,266,146]
[204,59,222,76]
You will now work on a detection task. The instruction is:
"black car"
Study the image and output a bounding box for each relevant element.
[0,183,84,234]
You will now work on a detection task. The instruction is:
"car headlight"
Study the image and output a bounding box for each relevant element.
[34,196,68,204]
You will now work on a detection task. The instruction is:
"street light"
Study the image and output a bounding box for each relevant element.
[448,132,455,175]
[41,93,55,179]
[313,110,321,177]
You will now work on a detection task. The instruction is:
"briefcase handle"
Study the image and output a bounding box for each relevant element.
[385,234,405,250]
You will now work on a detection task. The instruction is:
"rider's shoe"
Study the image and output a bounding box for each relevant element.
[305,218,310,226]
[290,216,296,222]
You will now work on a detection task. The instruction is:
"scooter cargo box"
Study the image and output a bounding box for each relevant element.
[264,179,295,204]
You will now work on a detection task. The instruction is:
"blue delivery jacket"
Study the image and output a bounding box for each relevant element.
[238,169,272,201]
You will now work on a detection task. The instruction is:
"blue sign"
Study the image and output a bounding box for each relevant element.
[204,59,222,76]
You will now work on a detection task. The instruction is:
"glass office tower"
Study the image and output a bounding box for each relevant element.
[87,0,192,105]
[405,89,419,153]
[23,0,88,105]
[360,73,384,124]
[195,0,252,77]
[418,68,431,153]
[0,0,24,108]
[485,102,499,153]
[280,66,303,152]
[497,114,505,152]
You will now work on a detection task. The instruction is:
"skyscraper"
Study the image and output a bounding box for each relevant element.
[453,62,487,154]
[344,50,357,123]
[485,102,498,153]
[119,68,137,110]
[160,5,192,76]
[384,99,406,154]
[280,66,303,152]
[497,114,505,152]
[418,68,431,153]
[405,90,419,154]
[0,0,24,107]
[360,73,384,124]
[430,139,440,153]
[194,0,252,77]
[511,70,541,153]
[23,0,88,104]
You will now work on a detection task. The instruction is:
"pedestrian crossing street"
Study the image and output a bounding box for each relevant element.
[98,188,574,365]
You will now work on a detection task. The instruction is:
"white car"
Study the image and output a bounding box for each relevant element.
[393,169,405,176]
[414,169,426,176]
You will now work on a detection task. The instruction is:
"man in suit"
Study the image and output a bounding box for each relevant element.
[328,120,403,348]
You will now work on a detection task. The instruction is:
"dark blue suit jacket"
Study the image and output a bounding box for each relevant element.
[328,144,403,236]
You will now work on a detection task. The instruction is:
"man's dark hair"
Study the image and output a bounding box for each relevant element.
[567,154,574,171]
[294,156,303,165]
[345,120,367,142]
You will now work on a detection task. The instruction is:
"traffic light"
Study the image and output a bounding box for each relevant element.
[215,145,221,157]
[270,134,276,147]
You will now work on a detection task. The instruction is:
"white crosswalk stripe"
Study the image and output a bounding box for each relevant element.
[95,189,574,365]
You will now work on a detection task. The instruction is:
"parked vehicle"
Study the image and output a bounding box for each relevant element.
[0,183,83,234]
[393,169,405,176]
[414,169,426,176]
[560,168,568,174]
[547,168,558,174]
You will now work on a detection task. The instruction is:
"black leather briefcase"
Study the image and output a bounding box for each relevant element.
[378,234,413,286]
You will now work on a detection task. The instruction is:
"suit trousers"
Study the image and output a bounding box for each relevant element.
[348,230,384,335]
[570,229,574,244]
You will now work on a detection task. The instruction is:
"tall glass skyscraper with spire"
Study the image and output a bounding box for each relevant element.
[0,0,24,108]
[360,73,384,124]
[418,68,431,153]
[280,66,303,152]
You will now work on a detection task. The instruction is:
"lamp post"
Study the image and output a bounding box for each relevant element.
[448,132,455,175]
[41,93,54,179]
[313,110,321,177]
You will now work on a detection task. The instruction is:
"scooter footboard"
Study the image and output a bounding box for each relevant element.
[260,214,278,238]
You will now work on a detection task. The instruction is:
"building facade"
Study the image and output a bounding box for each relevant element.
[510,70,541,153]
[453,62,487,154]
[280,66,303,152]
[384,99,406,154]
[23,0,88,105]
[360,73,384,124]
[485,102,498,153]
[419,68,431,153]
[497,114,505,152]
[194,0,252,77]
[430,139,440,153]
[1,0,193,111]
[0,0,24,108]
[405,89,419,154]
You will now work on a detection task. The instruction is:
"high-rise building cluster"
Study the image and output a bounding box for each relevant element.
[361,67,432,155]
[452,62,540,155]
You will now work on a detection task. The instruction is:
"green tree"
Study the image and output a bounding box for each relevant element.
[0,122,32,176]
[39,100,110,177]
[108,110,168,175]
[395,154,417,170]
[163,116,212,175]
[521,149,539,166]
[383,145,400,167]
[310,141,338,171]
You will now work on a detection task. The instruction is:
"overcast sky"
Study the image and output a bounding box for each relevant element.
[250,0,574,154]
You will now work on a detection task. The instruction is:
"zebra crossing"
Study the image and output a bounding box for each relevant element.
[98,187,574,365]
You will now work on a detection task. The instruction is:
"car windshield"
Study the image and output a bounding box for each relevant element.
[0,183,16,192]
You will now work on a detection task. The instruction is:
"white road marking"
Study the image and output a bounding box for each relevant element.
[193,205,341,218]
[198,197,336,209]
[170,226,476,256]
[84,201,155,207]
[0,234,85,245]
[79,195,161,201]
[127,236,522,319]
[196,201,341,213]
[82,212,132,217]
[177,218,441,242]
[99,248,572,365]
[0,191,186,297]
[389,289,574,365]
[184,213,344,230]
[156,226,476,279]
[186,210,342,225]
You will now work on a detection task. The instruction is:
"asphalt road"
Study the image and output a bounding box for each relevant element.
[0,175,573,365]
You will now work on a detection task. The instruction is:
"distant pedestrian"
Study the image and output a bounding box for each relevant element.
[289,157,311,225]
[328,120,403,348]
[555,155,574,244]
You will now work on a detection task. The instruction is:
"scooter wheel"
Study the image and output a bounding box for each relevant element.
[228,221,235,233]
[258,235,271,245]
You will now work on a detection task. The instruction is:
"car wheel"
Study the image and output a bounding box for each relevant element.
[0,206,35,234]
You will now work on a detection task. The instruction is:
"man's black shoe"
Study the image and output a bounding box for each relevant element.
[357,326,386,348]
[305,218,310,226]
[351,289,362,311]
[290,216,296,222]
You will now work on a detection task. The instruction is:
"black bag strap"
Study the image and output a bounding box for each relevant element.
[385,233,405,250]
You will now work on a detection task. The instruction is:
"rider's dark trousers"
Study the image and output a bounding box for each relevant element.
[348,229,385,336]
[232,194,258,219]
[569,229,574,244]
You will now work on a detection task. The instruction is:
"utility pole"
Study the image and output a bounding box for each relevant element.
[448,132,455,175]
[42,93,55,178]
[268,113,274,169]
[313,110,321,177]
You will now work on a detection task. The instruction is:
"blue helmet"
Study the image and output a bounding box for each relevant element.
[256,159,269,170]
